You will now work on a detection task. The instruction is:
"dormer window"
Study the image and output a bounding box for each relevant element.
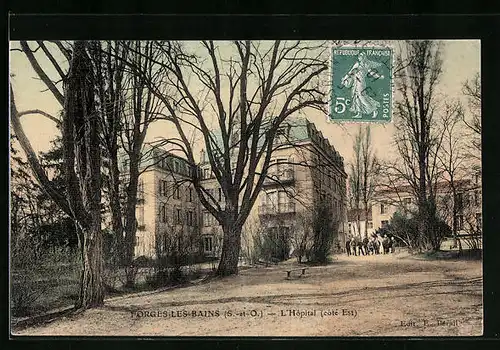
[274,126,290,145]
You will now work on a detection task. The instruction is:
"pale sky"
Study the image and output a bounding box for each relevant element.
[9,40,480,166]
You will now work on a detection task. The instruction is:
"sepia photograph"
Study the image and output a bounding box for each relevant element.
[9,39,482,336]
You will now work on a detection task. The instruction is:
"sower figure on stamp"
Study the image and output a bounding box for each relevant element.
[341,52,384,119]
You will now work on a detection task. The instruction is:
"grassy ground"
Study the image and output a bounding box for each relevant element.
[11,262,81,317]
[10,263,211,319]
[13,250,482,336]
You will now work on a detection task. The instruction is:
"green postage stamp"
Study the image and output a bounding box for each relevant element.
[329,46,393,122]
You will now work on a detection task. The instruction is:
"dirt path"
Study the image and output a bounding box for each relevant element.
[13,252,482,336]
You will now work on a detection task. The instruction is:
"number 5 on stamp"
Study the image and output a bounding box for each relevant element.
[329,46,393,122]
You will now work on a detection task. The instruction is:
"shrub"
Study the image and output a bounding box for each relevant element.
[11,237,47,317]
[388,211,450,252]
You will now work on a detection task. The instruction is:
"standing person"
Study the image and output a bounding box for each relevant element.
[350,237,358,256]
[357,238,365,256]
[362,236,369,256]
[367,237,375,255]
[373,235,380,255]
[377,234,385,254]
[345,237,351,256]
[390,236,396,253]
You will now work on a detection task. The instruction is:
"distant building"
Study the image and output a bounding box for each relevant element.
[371,169,482,236]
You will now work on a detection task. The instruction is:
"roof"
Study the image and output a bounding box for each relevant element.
[374,179,475,198]
[199,116,346,172]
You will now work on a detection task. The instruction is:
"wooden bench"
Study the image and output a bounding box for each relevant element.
[286,267,308,279]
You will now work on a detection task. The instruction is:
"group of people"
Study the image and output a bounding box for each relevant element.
[345,234,396,256]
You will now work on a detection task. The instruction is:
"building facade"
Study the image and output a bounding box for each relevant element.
[249,119,348,260]
[120,147,200,259]
[371,170,482,237]
[123,118,347,260]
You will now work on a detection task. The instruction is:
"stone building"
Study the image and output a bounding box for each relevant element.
[247,118,348,260]
[123,117,348,261]
[371,169,482,236]
[120,146,200,259]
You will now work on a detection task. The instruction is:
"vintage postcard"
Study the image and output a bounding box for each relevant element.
[9,39,482,336]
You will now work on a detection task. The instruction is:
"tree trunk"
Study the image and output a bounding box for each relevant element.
[76,216,104,310]
[66,41,104,309]
[217,220,242,276]
[364,202,369,239]
[109,152,124,265]
[123,155,139,287]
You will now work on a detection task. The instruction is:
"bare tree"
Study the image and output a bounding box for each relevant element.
[436,100,467,252]
[348,129,363,237]
[91,41,128,266]
[134,40,329,276]
[348,126,377,239]
[118,41,167,285]
[391,40,446,251]
[462,72,481,161]
[360,127,378,238]
[289,212,314,263]
[11,41,104,309]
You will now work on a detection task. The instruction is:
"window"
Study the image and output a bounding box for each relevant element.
[457,215,464,230]
[160,203,168,223]
[368,221,373,229]
[186,211,194,226]
[475,173,480,184]
[381,220,389,228]
[203,236,213,252]
[174,160,180,173]
[137,180,144,202]
[348,222,352,234]
[404,197,411,205]
[218,188,222,202]
[276,158,287,174]
[137,205,145,228]
[274,127,289,145]
[457,193,464,211]
[160,180,169,197]
[189,188,193,202]
[203,168,210,179]
[278,190,287,212]
[135,235,141,247]
[175,208,182,224]
[476,213,482,231]
[380,203,387,215]
[175,186,181,200]
[203,212,212,227]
